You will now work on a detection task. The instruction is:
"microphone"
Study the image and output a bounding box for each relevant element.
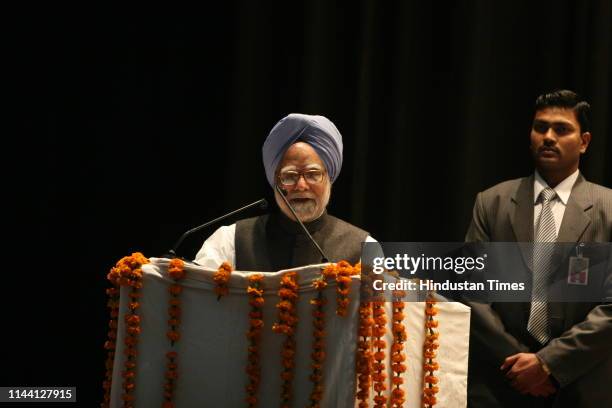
[164,198,268,259]
[275,184,329,263]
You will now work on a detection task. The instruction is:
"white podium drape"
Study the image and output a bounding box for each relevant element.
[109,258,469,407]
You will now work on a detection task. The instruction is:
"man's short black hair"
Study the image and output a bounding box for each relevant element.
[535,89,591,133]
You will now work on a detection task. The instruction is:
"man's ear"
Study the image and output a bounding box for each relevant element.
[580,132,591,154]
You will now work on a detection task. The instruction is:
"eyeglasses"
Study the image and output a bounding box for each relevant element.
[278,169,325,186]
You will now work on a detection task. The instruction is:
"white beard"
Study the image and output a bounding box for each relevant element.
[290,199,318,220]
[275,181,331,222]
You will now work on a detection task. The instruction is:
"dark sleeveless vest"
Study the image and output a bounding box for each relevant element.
[235,212,369,271]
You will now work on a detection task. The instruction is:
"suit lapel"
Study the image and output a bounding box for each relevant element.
[557,174,592,243]
[551,174,593,273]
[509,176,534,270]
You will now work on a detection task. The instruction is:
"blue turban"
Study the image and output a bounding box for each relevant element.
[262,113,343,187]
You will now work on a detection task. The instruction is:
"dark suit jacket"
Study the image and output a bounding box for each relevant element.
[465,173,612,408]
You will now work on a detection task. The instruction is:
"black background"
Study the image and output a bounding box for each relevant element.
[7,1,611,406]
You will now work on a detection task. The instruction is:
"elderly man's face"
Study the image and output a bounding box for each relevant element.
[275,142,331,222]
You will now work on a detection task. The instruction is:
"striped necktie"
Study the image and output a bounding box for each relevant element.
[527,187,557,344]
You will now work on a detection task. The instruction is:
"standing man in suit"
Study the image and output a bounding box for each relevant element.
[465,90,612,407]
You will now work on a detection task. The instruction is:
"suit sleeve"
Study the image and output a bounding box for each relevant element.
[537,253,612,387]
[465,192,490,243]
[465,192,530,364]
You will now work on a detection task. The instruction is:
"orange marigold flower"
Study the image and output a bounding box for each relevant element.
[249,297,264,307]
[278,288,298,299]
[247,273,264,283]
[311,351,325,361]
[131,268,144,279]
[374,351,386,361]
[165,370,178,380]
[337,288,350,296]
[425,306,439,316]
[336,276,352,285]
[426,320,439,328]
[125,313,142,325]
[122,370,136,379]
[168,307,181,318]
[321,264,337,279]
[121,393,135,401]
[124,336,138,346]
[106,287,119,296]
[276,300,294,312]
[167,331,180,342]
[372,372,387,382]
[373,382,387,393]
[391,353,406,363]
[336,260,351,269]
[247,286,264,296]
[425,375,439,384]
[373,394,387,404]
[312,280,327,290]
[391,343,404,352]
[249,310,262,319]
[250,318,264,329]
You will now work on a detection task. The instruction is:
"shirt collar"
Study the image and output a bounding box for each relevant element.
[533,169,579,205]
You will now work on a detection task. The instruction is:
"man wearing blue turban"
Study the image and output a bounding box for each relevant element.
[194,113,374,271]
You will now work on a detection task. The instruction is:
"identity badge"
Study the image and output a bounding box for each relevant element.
[568,244,589,286]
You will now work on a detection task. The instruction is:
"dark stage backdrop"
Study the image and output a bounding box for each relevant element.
[8,1,611,405]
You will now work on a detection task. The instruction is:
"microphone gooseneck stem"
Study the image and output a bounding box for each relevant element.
[275,184,329,263]
[169,198,268,256]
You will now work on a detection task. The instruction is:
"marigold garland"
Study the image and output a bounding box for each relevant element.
[272,271,299,408]
[335,261,357,316]
[308,273,329,407]
[356,300,374,408]
[422,297,440,407]
[162,258,186,408]
[371,301,388,408]
[102,285,119,408]
[213,261,233,300]
[390,290,407,408]
[103,252,149,408]
[245,274,265,408]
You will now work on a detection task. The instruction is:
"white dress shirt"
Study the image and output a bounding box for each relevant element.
[533,169,580,237]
